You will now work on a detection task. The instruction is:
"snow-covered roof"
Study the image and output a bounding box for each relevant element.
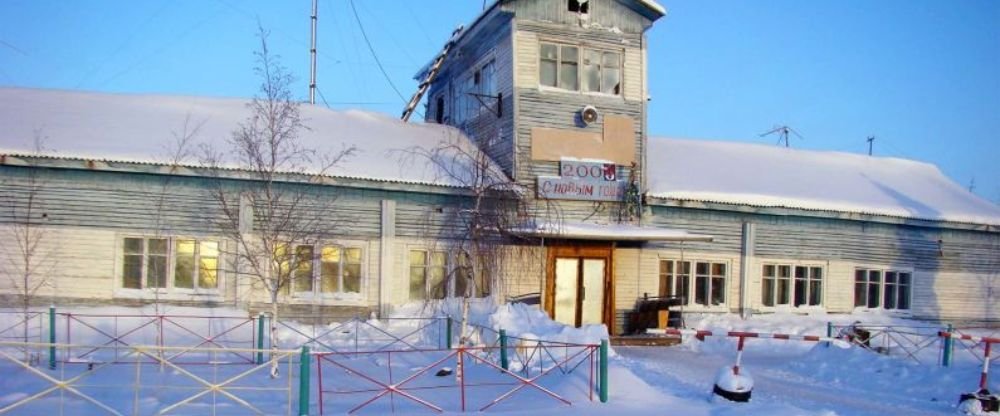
[0,87,486,188]
[512,221,713,242]
[646,137,1000,226]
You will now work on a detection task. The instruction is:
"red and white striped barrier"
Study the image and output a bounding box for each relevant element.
[938,332,1000,345]
[939,332,997,393]
[647,328,848,346]
[647,327,852,402]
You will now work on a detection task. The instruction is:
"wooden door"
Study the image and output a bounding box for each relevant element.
[545,245,614,332]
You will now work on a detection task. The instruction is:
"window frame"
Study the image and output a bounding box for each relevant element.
[854,266,913,311]
[452,56,498,125]
[760,262,825,308]
[172,239,221,293]
[408,248,489,301]
[286,242,366,300]
[538,41,623,97]
[658,258,728,309]
[116,235,224,298]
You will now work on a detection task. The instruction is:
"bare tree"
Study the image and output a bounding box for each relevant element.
[1,132,57,362]
[200,27,353,376]
[400,132,559,382]
[146,115,203,364]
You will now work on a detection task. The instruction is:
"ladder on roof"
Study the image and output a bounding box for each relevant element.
[401,25,464,122]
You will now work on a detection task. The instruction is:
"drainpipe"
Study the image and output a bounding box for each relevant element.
[739,222,755,319]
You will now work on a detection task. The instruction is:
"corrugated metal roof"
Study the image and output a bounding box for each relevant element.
[0,87,495,189]
[646,137,1000,227]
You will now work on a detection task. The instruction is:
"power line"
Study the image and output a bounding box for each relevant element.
[348,0,407,104]
[316,85,332,108]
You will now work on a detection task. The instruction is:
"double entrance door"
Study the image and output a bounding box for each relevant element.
[545,245,612,329]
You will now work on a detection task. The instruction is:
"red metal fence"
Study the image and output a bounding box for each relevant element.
[314,341,598,414]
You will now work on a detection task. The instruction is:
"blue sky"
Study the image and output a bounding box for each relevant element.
[1,0,998,203]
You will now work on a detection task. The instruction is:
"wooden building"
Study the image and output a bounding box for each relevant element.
[1,0,998,331]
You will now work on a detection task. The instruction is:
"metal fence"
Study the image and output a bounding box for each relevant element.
[829,322,1000,367]
[0,341,299,416]
[314,340,603,414]
[0,309,610,415]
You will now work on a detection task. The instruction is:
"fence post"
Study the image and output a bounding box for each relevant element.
[825,322,833,348]
[299,346,311,416]
[942,323,953,367]
[257,312,266,365]
[599,339,609,403]
[500,329,509,370]
[48,305,56,370]
[446,317,453,349]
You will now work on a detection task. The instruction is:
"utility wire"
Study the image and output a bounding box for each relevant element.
[348,0,407,104]
[316,85,332,108]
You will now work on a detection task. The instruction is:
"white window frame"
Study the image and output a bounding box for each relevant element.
[115,235,224,299]
[172,238,222,293]
[407,248,488,301]
[286,242,366,301]
[538,41,623,96]
[760,262,825,308]
[657,258,728,309]
[854,266,913,311]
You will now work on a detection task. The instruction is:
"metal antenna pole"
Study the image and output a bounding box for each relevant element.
[309,0,318,105]
[867,136,875,156]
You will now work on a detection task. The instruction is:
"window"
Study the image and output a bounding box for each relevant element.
[658,260,725,307]
[174,240,219,290]
[583,50,621,94]
[539,43,621,95]
[123,237,168,289]
[762,263,823,307]
[435,96,445,124]
[409,249,489,300]
[121,237,219,292]
[453,59,497,125]
[568,0,589,13]
[287,244,364,296]
[855,268,911,310]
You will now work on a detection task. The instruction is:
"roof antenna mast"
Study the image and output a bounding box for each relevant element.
[309,0,318,105]
[759,125,804,148]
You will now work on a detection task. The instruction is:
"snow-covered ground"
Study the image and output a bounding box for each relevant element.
[0,304,996,415]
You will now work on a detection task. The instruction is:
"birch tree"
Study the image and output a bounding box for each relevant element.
[201,27,353,376]
[401,133,559,382]
[1,133,57,362]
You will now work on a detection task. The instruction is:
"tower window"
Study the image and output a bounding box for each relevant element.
[435,96,445,124]
[568,0,589,14]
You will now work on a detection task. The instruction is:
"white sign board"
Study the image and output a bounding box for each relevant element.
[537,159,624,202]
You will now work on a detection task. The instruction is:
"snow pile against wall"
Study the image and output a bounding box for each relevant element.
[391,299,611,348]
[0,87,493,188]
[647,137,1000,226]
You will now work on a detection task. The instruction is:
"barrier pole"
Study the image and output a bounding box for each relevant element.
[733,336,746,375]
[599,339,609,403]
[257,313,266,365]
[48,305,56,370]
[500,329,509,370]
[942,323,953,367]
[979,341,992,390]
[299,346,311,416]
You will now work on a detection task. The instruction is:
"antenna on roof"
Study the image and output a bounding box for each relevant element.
[309,0,318,105]
[759,125,803,148]
[867,136,875,156]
